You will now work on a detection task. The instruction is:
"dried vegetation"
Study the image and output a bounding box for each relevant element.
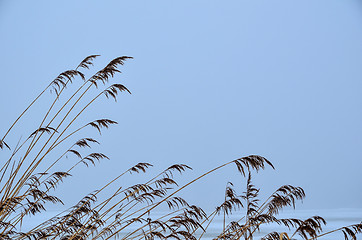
[0,55,361,239]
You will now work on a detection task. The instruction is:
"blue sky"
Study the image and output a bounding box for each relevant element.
[0,0,361,211]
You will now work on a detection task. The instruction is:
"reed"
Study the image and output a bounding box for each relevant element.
[0,55,361,240]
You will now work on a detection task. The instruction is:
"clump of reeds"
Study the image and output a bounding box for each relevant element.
[0,55,361,240]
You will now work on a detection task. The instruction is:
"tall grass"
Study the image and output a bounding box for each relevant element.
[0,55,361,240]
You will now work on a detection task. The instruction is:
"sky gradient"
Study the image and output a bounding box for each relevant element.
[0,0,361,211]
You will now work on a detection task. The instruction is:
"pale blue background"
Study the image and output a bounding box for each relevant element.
[0,1,361,212]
